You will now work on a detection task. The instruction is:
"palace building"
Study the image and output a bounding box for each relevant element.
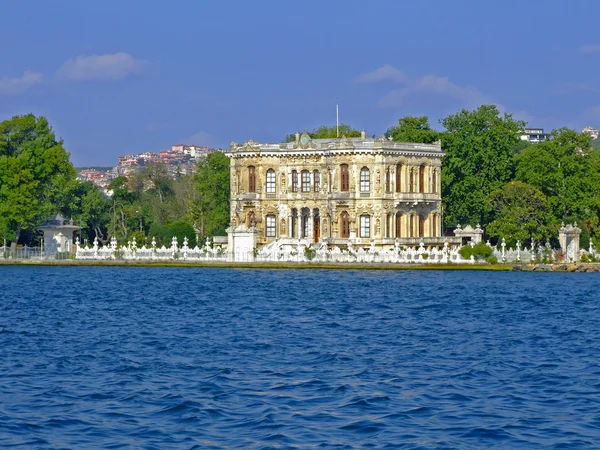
[225,132,445,251]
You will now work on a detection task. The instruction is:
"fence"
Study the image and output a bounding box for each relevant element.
[1,245,76,260]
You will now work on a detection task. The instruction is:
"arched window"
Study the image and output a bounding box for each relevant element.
[360,167,370,192]
[396,164,402,192]
[340,164,349,192]
[360,215,370,238]
[340,211,350,238]
[301,170,311,192]
[313,170,320,192]
[265,214,276,237]
[266,169,276,193]
[292,170,298,192]
[385,168,390,193]
[419,166,426,193]
[396,213,402,238]
[248,166,256,192]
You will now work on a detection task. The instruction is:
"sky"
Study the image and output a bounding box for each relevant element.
[2,0,600,166]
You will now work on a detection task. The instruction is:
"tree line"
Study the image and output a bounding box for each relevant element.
[0,114,230,250]
[2,106,600,250]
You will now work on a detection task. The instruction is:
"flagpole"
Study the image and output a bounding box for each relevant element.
[336,104,339,138]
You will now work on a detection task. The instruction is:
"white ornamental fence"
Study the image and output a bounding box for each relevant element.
[74,235,599,265]
[75,236,480,264]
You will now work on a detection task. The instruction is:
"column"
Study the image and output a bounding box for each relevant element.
[308,211,314,242]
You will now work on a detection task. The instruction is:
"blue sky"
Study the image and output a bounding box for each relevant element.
[2,0,600,166]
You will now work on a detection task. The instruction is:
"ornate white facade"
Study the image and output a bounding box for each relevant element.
[225,133,452,250]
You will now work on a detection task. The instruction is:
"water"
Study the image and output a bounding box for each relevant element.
[1,267,600,449]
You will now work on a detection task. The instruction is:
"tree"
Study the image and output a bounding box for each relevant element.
[284,124,361,142]
[515,128,595,222]
[486,181,554,245]
[0,114,76,250]
[193,151,230,238]
[441,105,525,227]
[385,116,440,143]
[67,181,110,244]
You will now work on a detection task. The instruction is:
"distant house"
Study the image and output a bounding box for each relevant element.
[520,128,548,144]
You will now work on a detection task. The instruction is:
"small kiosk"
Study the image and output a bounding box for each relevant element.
[37,214,81,258]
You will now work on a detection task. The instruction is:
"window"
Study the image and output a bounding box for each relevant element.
[396,164,402,192]
[360,215,370,238]
[340,164,349,192]
[419,166,425,193]
[266,169,276,193]
[432,213,437,236]
[301,170,310,193]
[360,167,370,192]
[409,169,415,193]
[248,166,256,192]
[385,168,390,193]
[313,170,320,192]
[266,214,276,237]
[432,169,437,194]
[340,211,350,238]
[292,170,298,192]
[418,215,424,237]
[396,213,402,238]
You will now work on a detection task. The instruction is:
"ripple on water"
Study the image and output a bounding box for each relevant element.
[0,267,599,448]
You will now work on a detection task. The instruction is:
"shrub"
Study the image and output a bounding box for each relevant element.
[459,242,492,261]
[486,255,498,265]
[304,247,316,261]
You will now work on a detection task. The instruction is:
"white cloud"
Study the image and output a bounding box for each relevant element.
[579,44,600,54]
[57,52,146,81]
[356,64,407,84]
[358,64,489,108]
[0,71,43,95]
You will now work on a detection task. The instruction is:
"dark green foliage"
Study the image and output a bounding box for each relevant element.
[385,116,440,143]
[486,255,498,265]
[192,151,230,239]
[0,114,77,248]
[285,124,361,142]
[149,220,197,248]
[441,105,525,227]
[458,242,493,260]
[486,181,554,245]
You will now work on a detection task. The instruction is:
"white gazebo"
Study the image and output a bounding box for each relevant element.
[37,214,81,258]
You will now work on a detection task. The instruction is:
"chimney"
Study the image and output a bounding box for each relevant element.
[360,130,366,139]
[295,132,300,143]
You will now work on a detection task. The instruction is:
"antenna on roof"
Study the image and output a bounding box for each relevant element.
[336,104,339,138]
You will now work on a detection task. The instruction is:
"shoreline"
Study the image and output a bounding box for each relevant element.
[0,259,511,271]
[1,260,599,272]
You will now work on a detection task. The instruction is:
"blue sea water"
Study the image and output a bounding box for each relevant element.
[1,267,600,449]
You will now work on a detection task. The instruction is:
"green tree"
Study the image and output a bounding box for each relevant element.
[67,181,110,244]
[441,105,524,227]
[385,116,440,143]
[515,128,594,221]
[486,181,554,245]
[193,151,230,238]
[0,114,76,250]
[285,124,362,142]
